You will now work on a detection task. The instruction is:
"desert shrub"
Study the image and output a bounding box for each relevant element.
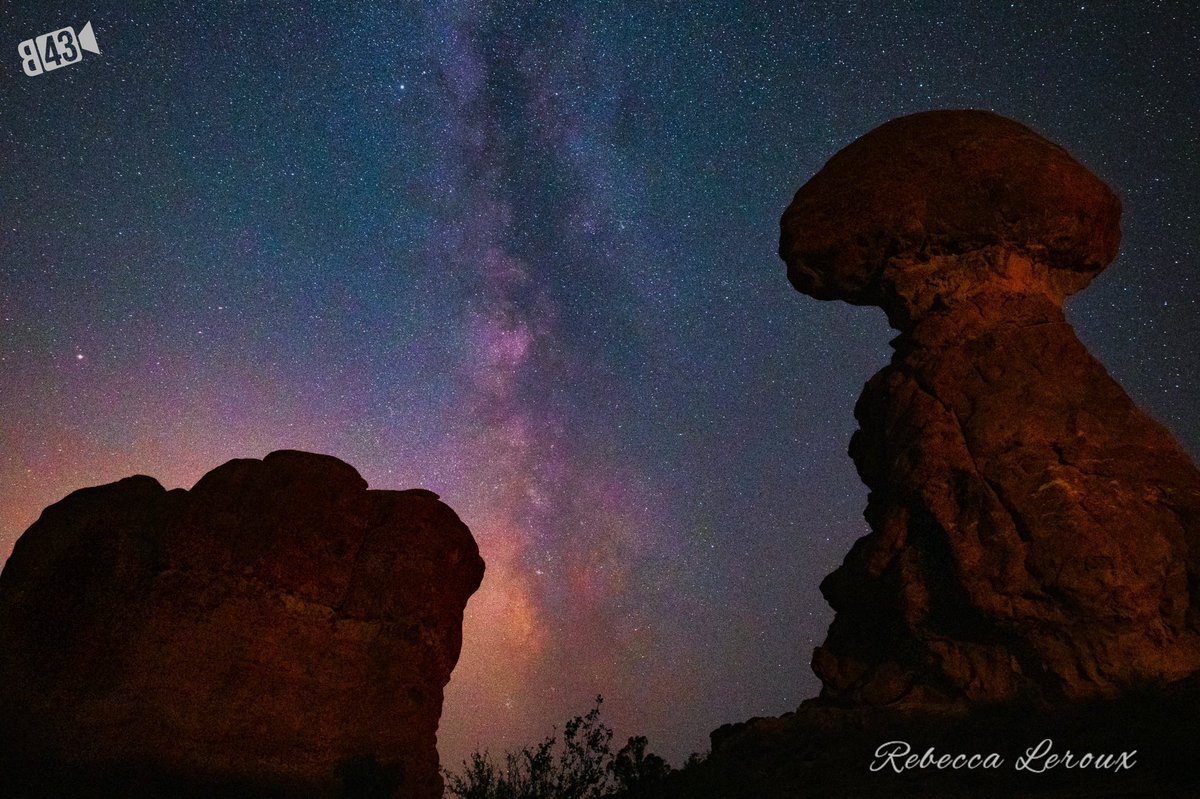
[443,697,671,799]
[610,736,670,794]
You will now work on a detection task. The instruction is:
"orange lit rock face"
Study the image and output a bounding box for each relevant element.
[781,110,1122,330]
[782,110,1200,708]
[0,450,484,799]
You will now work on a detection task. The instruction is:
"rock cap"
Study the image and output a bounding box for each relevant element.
[780,110,1121,315]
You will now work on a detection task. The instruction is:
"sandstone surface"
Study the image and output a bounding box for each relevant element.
[781,109,1200,708]
[0,450,484,798]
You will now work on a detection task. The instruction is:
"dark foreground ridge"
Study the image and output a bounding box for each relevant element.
[650,110,1200,797]
[650,677,1200,798]
[0,450,484,799]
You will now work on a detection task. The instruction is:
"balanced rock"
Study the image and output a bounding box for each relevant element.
[0,450,484,798]
[781,110,1200,708]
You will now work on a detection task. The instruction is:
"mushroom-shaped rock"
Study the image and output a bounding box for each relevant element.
[779,111,1200,711]
[780,110,1122,327]
[0,450,484,799]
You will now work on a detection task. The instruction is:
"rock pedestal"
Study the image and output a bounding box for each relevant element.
[0,450,484,799]
[780,110,1200,708]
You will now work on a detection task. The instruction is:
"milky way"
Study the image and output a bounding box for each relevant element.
[2,1,1198,766]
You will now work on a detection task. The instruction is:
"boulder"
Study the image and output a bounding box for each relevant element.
[0,450,484,798]
[780,110,1200,708]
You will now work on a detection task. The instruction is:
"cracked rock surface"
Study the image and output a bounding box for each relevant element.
[781,110,1200,708]
[0,450,484,798]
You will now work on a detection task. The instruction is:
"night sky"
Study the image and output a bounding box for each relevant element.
[2,1,1198,768]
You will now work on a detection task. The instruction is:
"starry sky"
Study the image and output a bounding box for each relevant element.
[1,0,1198,768]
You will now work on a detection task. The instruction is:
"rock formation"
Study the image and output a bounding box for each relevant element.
[779,109,1200,708]
[629,110,1200,799]
[0,450,484,799]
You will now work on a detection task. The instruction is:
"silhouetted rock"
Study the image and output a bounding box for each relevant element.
[0,450,484,799]
[649,678,1200,798]
[644,108,1200,799]
[780,109,1200,708]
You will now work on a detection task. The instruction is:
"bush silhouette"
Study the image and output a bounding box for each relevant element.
[443,697,672,799]
[610,736,670,794]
